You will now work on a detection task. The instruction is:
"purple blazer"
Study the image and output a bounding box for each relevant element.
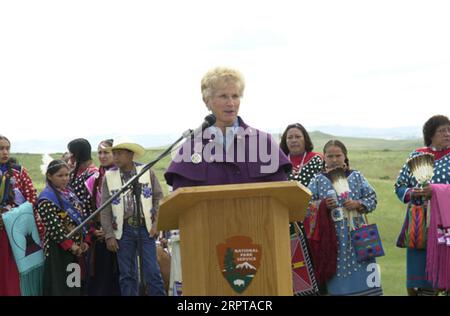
[164,117,292,190]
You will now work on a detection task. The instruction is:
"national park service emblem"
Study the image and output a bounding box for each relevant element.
[216,236,261,294]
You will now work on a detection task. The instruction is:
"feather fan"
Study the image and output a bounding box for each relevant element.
[328,167,350,198]
[407,153,435,187]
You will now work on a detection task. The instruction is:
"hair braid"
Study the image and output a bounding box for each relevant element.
[7,159,15,205]
[91,168,102,211]
[71,162,80,186]
[47,181,65,210]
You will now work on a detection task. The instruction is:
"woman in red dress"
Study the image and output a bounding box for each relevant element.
[0,135,43,295]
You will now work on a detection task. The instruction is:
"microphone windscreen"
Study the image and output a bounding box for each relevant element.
[204,114,216,127]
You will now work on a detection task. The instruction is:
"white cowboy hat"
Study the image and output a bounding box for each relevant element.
[110,138,146,158]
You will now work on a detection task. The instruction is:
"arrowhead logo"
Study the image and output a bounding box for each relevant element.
[216,236,261,294]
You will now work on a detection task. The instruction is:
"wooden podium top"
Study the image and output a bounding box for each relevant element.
[158,181,311,230]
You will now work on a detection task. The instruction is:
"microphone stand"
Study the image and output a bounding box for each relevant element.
[132,179,146,296]
[66,128,193,239]
[66,128,194,295]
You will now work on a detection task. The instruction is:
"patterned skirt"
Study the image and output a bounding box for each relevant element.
[290,222,319,296]
[326,220,383,296]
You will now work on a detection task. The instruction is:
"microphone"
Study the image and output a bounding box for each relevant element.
[189,114,216,138]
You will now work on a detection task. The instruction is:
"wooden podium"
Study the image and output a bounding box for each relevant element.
[158,181,311,296]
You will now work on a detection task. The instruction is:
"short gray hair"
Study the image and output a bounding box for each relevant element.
[201,66,245,104]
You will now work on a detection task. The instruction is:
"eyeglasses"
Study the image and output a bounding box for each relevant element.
[435,127,450,135]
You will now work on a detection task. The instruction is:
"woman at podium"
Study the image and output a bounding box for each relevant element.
[164,67,292,296]
[165,66,291,189]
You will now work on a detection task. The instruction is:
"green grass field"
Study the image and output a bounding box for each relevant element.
[10,135,418,296]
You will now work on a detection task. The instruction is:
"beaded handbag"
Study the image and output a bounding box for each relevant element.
[351,218,385,262]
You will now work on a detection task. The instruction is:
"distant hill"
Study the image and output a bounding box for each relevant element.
[271,131,422,151]
[308,125,421,140]
[307,131,423,151]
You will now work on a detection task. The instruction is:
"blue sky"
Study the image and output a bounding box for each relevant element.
[1,0,449,143]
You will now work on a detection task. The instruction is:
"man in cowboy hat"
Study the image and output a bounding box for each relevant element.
[100,138,166,296]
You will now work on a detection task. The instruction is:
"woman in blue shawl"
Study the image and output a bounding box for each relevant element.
[37,160,91,296]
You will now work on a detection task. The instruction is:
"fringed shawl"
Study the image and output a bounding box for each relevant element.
[426,184,450,290]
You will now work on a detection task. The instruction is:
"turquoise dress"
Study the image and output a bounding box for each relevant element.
[307,170,383,295]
